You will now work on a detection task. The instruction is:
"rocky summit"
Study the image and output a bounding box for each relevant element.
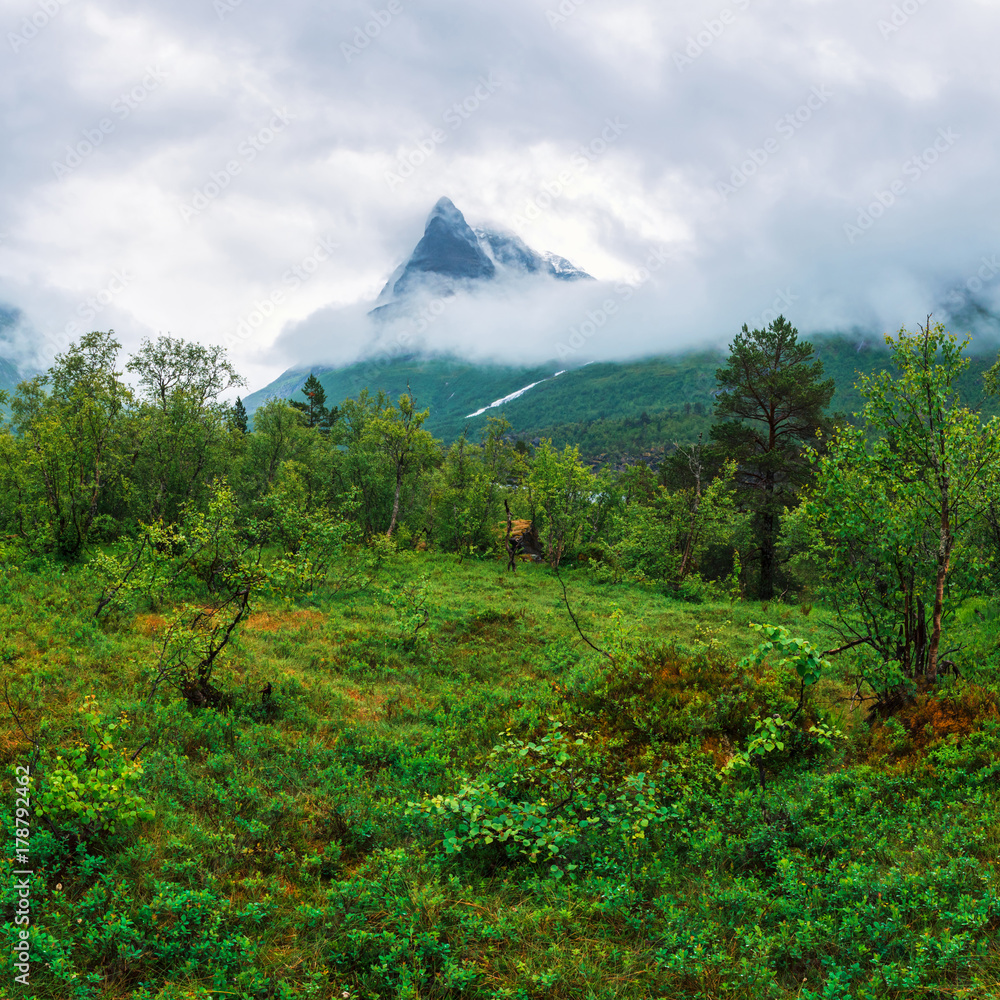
[372,196,591,314]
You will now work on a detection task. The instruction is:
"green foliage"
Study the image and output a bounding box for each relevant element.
[127,334,245,524]
[711,315,835,599]
[724,711,845,787]
[242,340,998,462]
[407,720,664,868]
[232,395,248,433]
[289,371,335,431]
[569,609,802,746]
[149,588,254,708]
[5,548,1000,999]
[596,458,746,589]
[524,439,609,567]
[740,621,830,687]
[368,389,438,538]
[801,322,1000,690]
[254,460,363,595]
[334,388,439,539]
[426,421,521,555]
[241,397,326,503]
[377,572,432,654]
[127,334,244,410]
[0,331,251,559]
[9,329,1000,1000]
[245,351,729,450]
[0,331,135,558]
[724,624,843,790]
[744,712,790,755]
[94,478,261,617]
[34,699,154,841]
[93,480,273,707]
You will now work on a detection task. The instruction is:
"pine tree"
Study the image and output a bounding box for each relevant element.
[710,316,834,599]
[232,396,248,434]
[289,373,330,430]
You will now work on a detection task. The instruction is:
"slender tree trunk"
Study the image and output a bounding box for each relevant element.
[678,444,703,580]
[758,492,776,600]
[386,465,403,538]
[928,496,951,682]
[759,523,774,600]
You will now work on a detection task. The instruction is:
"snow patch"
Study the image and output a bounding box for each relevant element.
[465,369,568,419]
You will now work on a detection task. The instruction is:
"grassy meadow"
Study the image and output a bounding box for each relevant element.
[3,547,1000,1000]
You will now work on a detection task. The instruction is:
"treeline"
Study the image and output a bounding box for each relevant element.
[2,317,1000,701]
[523,406,714,466]
[0,331,733,584]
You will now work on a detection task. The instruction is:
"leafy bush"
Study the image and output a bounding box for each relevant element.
[597,462,746,590]
[34,699,154,843]
[408,720,669,871]
[571,613,798,743]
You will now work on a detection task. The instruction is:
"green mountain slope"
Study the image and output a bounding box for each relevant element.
[0,356,20,397]
[0,307,26,397]
[245,334,998,461]
[242,356,561,438]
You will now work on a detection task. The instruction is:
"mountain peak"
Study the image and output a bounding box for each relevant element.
[428,195,464,224]
[374,198,592,311]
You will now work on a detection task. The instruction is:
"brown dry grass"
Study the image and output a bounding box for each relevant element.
[0,722,30,765]
[134,613,167,636]
[245,609,325,632]
[341,685,384,723]
[900,687,999,751]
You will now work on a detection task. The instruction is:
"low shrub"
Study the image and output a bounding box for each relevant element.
[33,698,154,846]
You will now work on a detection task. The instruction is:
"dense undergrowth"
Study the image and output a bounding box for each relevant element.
[3,547,1000,1000]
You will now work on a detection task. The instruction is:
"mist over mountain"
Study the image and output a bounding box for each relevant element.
[257,195,1000,398]
[0,307,31,397]
[0,356,22,399]
[266,197,619,371]
[246,191,1000,431]
[3,0,1000,399]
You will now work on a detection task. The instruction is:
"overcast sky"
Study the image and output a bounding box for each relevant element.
[2,0,999,389]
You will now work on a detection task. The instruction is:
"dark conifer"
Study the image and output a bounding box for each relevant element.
[289,373,331,430]
[710,316,834,599]
[232,396,248,434]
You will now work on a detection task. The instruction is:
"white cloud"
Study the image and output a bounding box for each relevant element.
[1,0,999,387]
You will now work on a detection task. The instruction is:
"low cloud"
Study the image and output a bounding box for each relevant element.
[1,0,999,388]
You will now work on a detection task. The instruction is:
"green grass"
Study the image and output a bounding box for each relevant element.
[3,550,1000,998]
